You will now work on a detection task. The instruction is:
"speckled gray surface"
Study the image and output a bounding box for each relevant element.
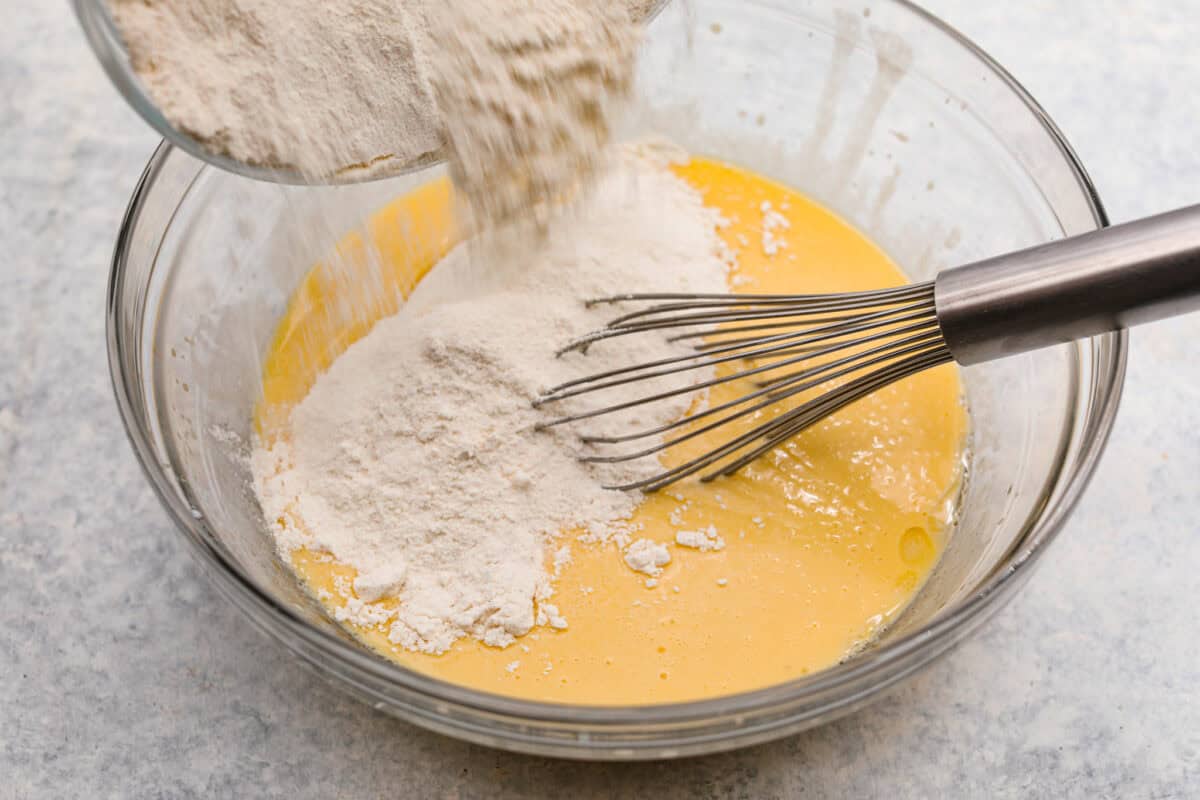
[2,1,1199,797]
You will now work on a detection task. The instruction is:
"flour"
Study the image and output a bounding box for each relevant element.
[623,539,672,577]
[428,0,638,228]
[108,0,652,181]
[760,200,791,256]
[108,0,442,179]
[252,144,732,654]
[675,526,725,552]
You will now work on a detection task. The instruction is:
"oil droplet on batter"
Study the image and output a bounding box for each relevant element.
[896,570,919,593]
[900,526,933,565]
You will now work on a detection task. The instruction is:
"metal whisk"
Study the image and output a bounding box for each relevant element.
[536,205,1200,491]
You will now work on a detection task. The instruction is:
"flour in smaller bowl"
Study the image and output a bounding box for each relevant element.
[107,0,650,182]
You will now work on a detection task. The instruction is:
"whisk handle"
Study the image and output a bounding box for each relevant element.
[934,204,1200,365]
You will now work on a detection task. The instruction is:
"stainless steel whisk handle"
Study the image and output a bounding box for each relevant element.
[934,205,1200,365]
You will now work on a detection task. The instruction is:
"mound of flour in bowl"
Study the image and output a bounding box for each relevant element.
[252,143,732,654]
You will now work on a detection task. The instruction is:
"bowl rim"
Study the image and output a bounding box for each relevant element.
[105,0,1126,730]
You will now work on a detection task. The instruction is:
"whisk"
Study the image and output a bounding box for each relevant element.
[535,205,1200,491]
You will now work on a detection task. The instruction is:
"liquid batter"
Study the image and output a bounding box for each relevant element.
[255,157,967,704]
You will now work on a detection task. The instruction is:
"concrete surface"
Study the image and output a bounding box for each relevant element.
[1,1,1197,797]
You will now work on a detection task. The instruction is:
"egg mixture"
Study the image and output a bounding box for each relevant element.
[255,157,967,704]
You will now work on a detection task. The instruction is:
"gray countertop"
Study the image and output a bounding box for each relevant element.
[2,1,1198,797]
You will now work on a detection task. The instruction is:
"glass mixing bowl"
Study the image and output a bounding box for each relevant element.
[106,0,1125,759]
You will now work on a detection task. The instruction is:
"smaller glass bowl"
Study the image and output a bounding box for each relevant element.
[72,0,670,185]
[71,0,350,185]
[106,0,1124,759]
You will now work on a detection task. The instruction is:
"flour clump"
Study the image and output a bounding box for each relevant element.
[623,539,672,577]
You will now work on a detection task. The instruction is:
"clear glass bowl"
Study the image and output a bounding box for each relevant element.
[73,0,669,184]
[106,0,1125,759]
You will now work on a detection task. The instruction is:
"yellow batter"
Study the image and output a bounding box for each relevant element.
[256,157,967,704]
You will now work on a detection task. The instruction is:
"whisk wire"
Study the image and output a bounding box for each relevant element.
[607,347,951,492]
[582,330,948,475]
[541,298,936,404]
[576,325,945,452]
[560,287,934,354]
[539,282,950,491]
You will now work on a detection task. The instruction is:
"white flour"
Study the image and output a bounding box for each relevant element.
[252,144,732,654]
[675,526,725,551]
[429,0,638,228]
[108,0,651,181]
[623,539,672,576]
